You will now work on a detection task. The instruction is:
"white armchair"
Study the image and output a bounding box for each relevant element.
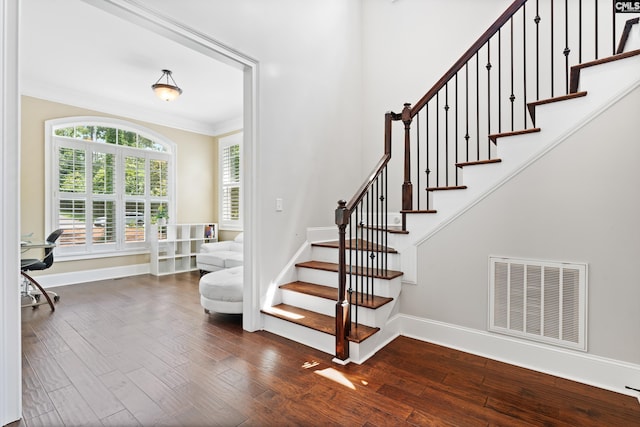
[196,232,243,273]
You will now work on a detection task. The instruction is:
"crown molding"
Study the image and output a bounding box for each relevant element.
[21,79,241,137]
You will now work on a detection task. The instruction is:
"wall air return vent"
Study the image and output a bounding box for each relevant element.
[489,257,587,351]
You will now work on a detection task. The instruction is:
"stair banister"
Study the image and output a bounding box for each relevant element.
[400,0,527,212]
[335,200,350,360]
[410,0,527,117]
[401,103,413,213]
[334,111,398,361]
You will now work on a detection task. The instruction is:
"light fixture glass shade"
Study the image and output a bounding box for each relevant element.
[152,69,182,101]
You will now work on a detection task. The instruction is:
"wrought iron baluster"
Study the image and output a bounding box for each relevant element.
[535,1,541,101]
[551,0,555,96]
[465,63,470,161]
[455,73,459,186]
[475,52,480,160]
[384,166,388,274]
[425,106,430,208]
[436,92,440,187]
[416,112,420,209]
[564,0,570,94]
[445,83,450,185]
[523,4,528,127]
[498,28,503,133]
[374,177,378,297]
[487,39,492,158]
[365,191,370,305]
[578,0,582,63]
[612,2,616,56]
[510,16,515,130]
[358,202,363,326]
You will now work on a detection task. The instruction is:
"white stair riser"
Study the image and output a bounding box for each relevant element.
[311,246,401,270]
[281,289,395,328]
[262,315,334,354]
[281,290,336,317]
[262,312,400,364]
[296,268,401,298]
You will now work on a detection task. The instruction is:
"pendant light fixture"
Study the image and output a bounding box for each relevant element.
[151,69,183,101]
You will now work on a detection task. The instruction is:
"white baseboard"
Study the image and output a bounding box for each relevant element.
[399,314,640,398]
[32,263,150,288]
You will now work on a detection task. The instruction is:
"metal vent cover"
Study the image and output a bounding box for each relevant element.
[489,257,587,351]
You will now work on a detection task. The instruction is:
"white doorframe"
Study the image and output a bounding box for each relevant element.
[1,0,22,424]
[1,2,261,423]
[81,0,261,333]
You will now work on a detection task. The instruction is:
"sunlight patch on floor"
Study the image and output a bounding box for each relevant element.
[302,361,320,369]
[314,367,356,390]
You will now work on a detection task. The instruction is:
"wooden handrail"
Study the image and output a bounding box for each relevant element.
[344,111,398,212]
[410,0,527,117]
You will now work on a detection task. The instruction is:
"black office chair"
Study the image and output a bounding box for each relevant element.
[21,229,63,311]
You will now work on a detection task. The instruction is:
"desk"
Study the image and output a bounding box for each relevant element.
[21,240,54,249]
[21,240,58,311]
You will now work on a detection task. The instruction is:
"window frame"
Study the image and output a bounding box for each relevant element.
[45,117,176,260]
[218,132,243,231]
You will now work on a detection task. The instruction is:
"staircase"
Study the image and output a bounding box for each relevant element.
[262,238,404,363]
[261,2,640,364]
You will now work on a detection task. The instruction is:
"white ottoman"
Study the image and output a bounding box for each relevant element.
[199,266,243,314]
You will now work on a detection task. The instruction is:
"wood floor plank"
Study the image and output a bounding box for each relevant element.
[47,385,102,426]
[19,272,640,426]
[100,409,142,427]
[23,410,64,427]
[59,329,117,376]
[250,388,344,427]
[20,357,55,420]
[25,354,71,393]
[99,369,169,426]
[170,381,248,426]
[53,350,124,419]
[125,367,192,417]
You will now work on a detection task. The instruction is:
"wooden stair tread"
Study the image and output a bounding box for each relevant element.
[425,185,467,191]
[456,158,502,168]
[361,224,409,234]
[527,91,587,124]
[296,260,403,280]
[488,127,541,143]
[312,239,397,254]
[570,48,640,93]
[261,303,379,343]
[401,209,437,214]
[280,281,394,309]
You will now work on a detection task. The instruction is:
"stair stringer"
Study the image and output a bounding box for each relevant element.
[388,52,640,284]
[260,226,337,309]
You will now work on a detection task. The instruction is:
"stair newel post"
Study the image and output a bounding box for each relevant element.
[335,199,350,361]
[402,103,414,212]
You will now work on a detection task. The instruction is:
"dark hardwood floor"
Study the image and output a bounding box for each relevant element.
[10,271,640,426]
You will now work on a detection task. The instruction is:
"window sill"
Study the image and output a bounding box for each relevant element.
[57,248,150,262]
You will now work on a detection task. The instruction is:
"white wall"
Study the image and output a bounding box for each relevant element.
[402,85,640,365]
[137,0,364,300]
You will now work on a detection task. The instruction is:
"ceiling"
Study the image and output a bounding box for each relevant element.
[20,0,244,136]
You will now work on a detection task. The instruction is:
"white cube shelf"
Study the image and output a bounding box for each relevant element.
[149,223,217,276]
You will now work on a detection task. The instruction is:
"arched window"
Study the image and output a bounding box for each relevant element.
[45,117,176,258]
